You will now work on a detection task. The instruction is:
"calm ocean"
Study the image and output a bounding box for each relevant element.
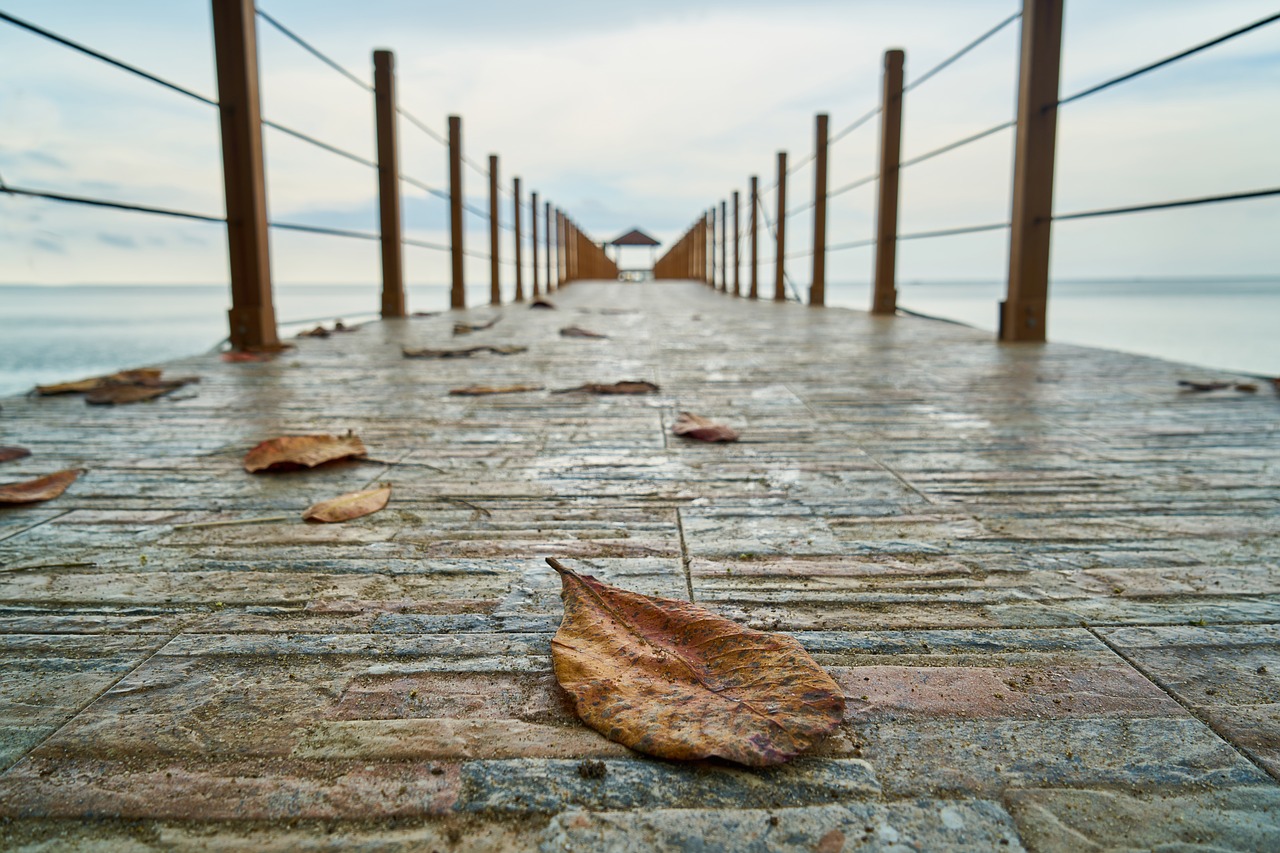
[0,279,1275,397]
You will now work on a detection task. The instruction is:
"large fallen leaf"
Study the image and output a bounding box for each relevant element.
[560,326,608,339]
[243,433,367,473]
[36,368,161,396]
[403,345,527,359]
[530,299,556,310]
[449,384,544,396]
[673,412,740,443]
[546,557,844,767]
[0,446,32,464]
[0,469,82,504]
[303,483,391,523]
[552,381,659,395]
[85,376,198,406]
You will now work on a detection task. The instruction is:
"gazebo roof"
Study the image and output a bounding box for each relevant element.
[608,228,661,247]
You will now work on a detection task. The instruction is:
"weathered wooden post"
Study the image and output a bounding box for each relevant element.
[447,115,465,309]
[732,190,740,296]
[749,176,759,299]
[529,190,539,298]
[513,176,524,302]
[1002,0,1064,342]
[488,155,500,305]
[811,113,829,307]
[544,200,552,292]
[774,153,787,302]
[719,199,728,292]
[708,208,717,288]
[372,49,405,318]
[211,0,279,350]
[556,209,565,288]
[872,50,904,315]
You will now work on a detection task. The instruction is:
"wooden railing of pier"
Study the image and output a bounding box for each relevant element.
[653,0,1280,342]
[3,1,1278,349]
[0,0,617,352]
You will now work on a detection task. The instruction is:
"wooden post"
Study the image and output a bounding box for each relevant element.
[529,190,539,298]
[1002,0,1064,342]
[872,50,904,315]
[513,176,524,302]
[749,176,759,299]
[708,208,716,288]
[488,155,500,305]
[211,0,278,350]
[544,200,552,292]
[447,115,465,309]
[732,190,740,296]
[774,152,787,302]
[556,209,564,288]
[811,113,829,307]
[372,49,405,318]
[719,200,727,292]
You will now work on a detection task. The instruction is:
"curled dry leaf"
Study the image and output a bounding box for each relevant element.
[403,345,527,359]
[36,368,162,396]
[1178,380,1232,393]
[453,317,501,335]
[449,384,544,396]
[0,446,32,464]
[298,326,331,338]
[243,433,367,473]
[530,300,556,310]
[552,381,659,395]
[0,469,82,504]
[303,483,391,523]
[673,412,740,443]
[85,376,199,406]
[560,326,608,339]
[547,558,843,767]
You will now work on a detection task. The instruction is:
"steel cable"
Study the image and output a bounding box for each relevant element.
[255,8,373,93]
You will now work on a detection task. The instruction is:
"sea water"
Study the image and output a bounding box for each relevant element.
[0,278,1276,398]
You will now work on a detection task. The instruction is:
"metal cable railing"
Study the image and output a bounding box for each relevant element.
[256,7,372,93]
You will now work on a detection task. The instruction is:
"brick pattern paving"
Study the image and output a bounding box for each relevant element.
[0,280,1277,850]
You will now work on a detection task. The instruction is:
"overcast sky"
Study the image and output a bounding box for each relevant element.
[1,0,1277,289]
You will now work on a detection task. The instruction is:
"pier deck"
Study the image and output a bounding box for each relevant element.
[1,280,1278,850]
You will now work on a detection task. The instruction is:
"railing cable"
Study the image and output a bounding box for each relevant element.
[1,184,224,223]
[900,221,1009,241]
[269,221,379,240]
[255,7,373,93]
[1058,11,1280,107]
[261,119,377,168]
[396,107,448,146]
[399,174,449,202]
[828,172,879,200]
[755,195,803,302]
[899,119,1014,170]
[1051,187,1280,222]
[0,10,216,106]
[829,105,882,146]
[904,10,1022,93]
[403,236,449,252]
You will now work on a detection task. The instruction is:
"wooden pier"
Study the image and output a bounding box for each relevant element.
[1,280,1278,849]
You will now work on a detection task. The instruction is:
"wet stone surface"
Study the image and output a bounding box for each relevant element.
[0,280,1278,848]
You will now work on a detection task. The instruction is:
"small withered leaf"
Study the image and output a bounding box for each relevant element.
[243,433,367,473]
[0,469,82,504]
[560,326,608,339]
[303,484,391,523]
[552,381,659,395]
[546,557,844,767]
[673,412,740,442]
[0,446,32,464]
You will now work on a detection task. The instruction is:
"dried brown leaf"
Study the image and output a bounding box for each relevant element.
[303,483,391,523]
[297,326,331,338]
[552,381,659,395]
[0,446,32,464]
[453,317,501,335]
[402,345,527,359]
[673,412,740,443]
[560,326,608,339]
[243,433,368,473]
[85,376,199,406]
[36,368,162,396]
[546,557,844,767]
[0,469,82,504]
[530,300,556,310]
[449,384,545,396]
[1178,380,1232,392]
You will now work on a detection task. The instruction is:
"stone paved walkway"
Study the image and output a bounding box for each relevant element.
[1,280,1278,850]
